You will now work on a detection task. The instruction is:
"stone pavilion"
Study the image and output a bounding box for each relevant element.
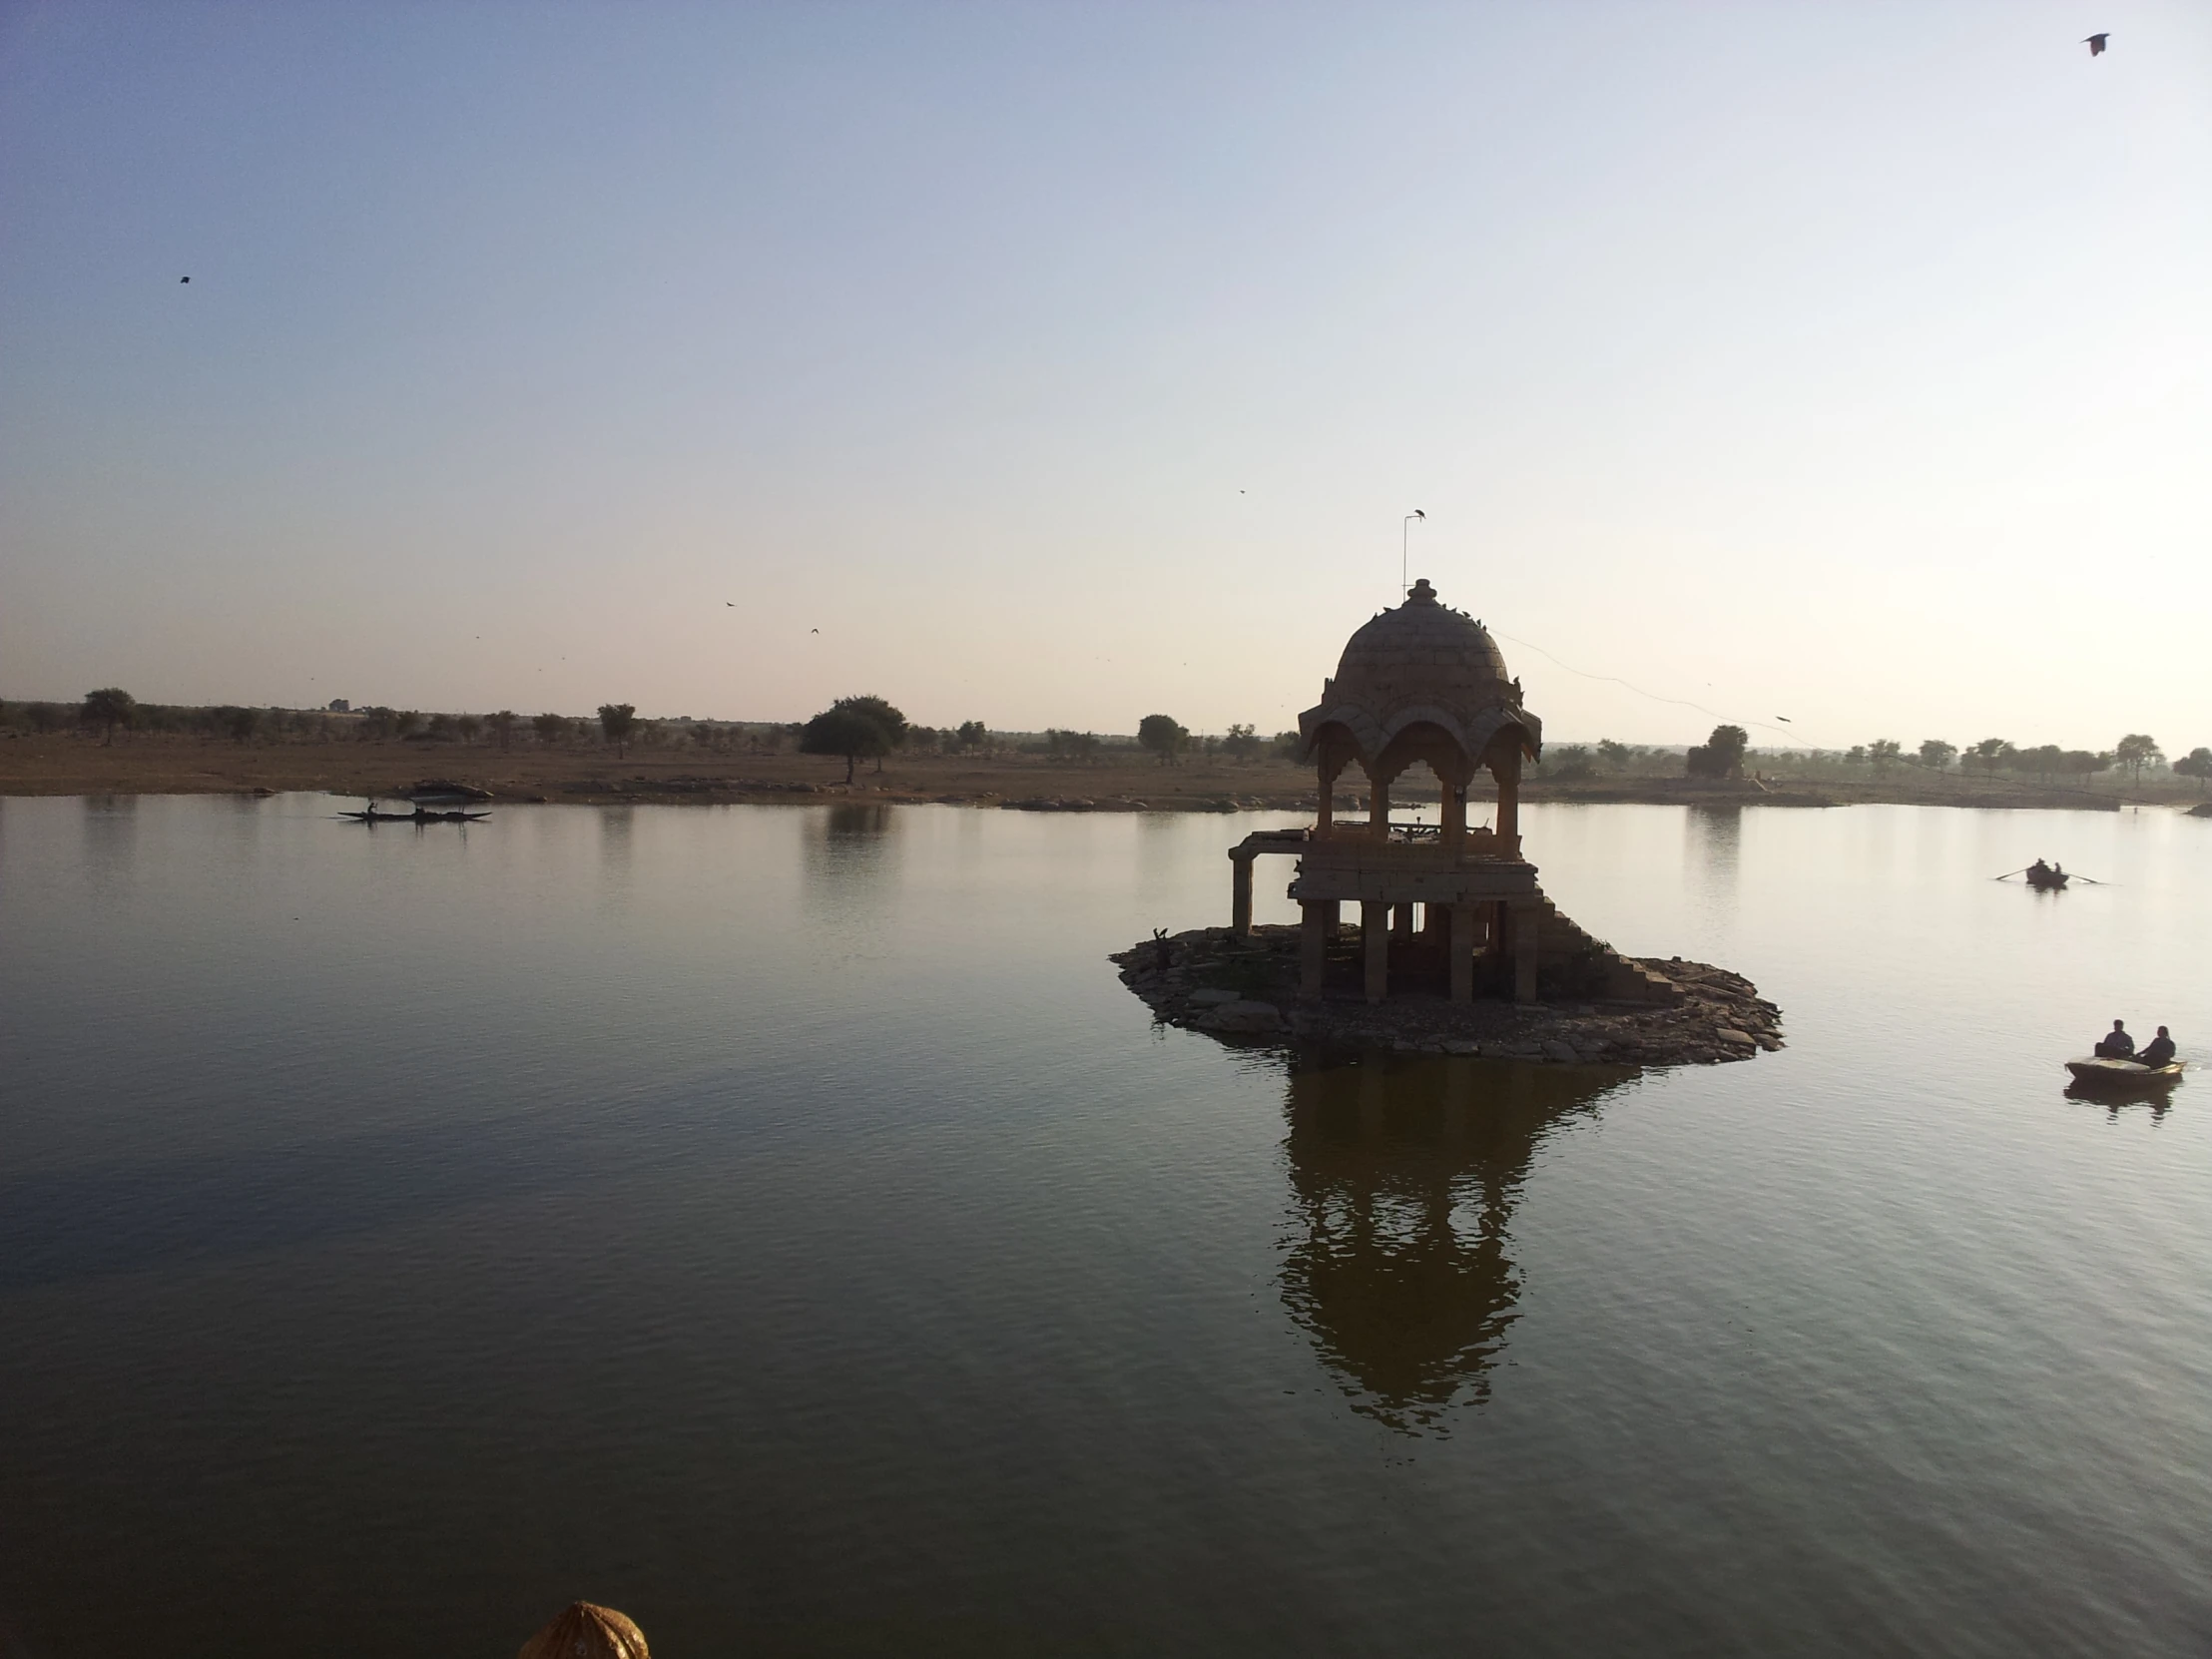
[1228,578,1675,1007]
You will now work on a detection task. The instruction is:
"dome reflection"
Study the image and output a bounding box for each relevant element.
[1279,1053,1633,1433]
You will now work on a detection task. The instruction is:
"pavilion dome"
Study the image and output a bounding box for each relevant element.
[1296,578,1542,770]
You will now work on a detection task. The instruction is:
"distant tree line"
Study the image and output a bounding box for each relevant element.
[0,690,833,757]
[14,691,2207,798]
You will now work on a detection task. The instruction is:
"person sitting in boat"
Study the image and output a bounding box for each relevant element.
[2136,1027,2176,1069]
[2029,857,2052,880]
[2093,1020,2135,1059]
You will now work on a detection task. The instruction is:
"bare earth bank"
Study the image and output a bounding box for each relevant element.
[0,734,2187,813]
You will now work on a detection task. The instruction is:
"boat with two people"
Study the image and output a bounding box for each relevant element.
[2065,1021,2182,1092]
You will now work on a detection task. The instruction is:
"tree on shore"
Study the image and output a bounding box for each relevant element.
[1965,738,2016,780]
[1684,725,1747,780]
[826,695,907,773]
[801,698,901,783]
[1917,739,1956,774]
[213,706,260,744]
[1867,739,1903,775]
[1046,729,1103,763]
[1597,739,1633,773]
[2175,748,2212,794]
[2060,750,2109,784]
[1138,714,1189,765]
[1221,723,1263,763]
[598,703,638,757]
[532,712,569,746]
[951,720,989,754]
[488,711,518,751]
[80,687,136,746]
[2114,733,2162,787]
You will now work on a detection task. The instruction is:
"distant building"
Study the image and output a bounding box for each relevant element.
[327,699,350,713]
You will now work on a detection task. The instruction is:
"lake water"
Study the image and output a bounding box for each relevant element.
[2,795,2208,1658]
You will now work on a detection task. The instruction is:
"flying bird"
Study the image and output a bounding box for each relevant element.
[1776,716,1793,723]
[726,601,735,607]
[180,276,190,283]
[2083,33,2108,54]
[811,628,820,634]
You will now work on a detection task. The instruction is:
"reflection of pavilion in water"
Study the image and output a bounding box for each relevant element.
[1280,1053,1632,1432]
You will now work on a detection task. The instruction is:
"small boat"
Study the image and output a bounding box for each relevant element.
[338,807,490,824]
[2064,1056,2183,1090]
[2025,866,2069,890]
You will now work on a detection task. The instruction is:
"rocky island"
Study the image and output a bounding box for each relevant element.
[1115,577,1784,1068]
[1113,923,1783,1064]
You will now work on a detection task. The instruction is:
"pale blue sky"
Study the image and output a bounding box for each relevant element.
[4,1,2207,750]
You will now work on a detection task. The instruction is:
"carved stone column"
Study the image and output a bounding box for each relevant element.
[1361,899,1390,1003]
[1448,901,1477,1002]
[1300,900,1330,999]
[1493,751,1520,853]
[1510,899,1539,1003]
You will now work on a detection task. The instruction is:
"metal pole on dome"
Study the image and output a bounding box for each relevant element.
[1401,510,1424,597]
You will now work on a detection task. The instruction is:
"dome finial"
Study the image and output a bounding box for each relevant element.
[1405,577,1437,606]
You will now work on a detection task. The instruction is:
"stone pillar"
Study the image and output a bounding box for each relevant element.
[1316,760,1336,835]
[1494,752,1520,853]
[1510,900,1539,1003]
[1231,855,1253,936]
[1422,900,1446,939]
[1392,901,1415,939]
[1299,899,1330,999]
[1361,899,1389,1003]
[1370,773,1391,840]
[1444,779,1466,851]
[1449,901,1477,1003]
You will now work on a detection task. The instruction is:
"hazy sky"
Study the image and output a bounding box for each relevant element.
[4,1,2207,751]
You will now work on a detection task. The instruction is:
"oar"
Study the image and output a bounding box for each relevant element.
[1991,867,2029,881]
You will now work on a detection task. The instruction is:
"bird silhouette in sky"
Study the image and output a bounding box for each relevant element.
[811,628,820,634]
[2083,33,2108,54]
[1776,716,1793,723]
[180,276,190,283]
[726,602,735,607]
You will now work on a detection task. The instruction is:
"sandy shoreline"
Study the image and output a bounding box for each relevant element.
[4,734,2194,813]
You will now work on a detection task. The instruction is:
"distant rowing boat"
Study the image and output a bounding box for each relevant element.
[338,808,490,824]
[2025,866,2069,890]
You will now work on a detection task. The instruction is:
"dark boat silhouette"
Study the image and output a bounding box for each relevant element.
[338,806,489,824]
[2064,1056,2183,1091]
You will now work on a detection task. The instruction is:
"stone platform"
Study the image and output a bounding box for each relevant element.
[1112,924,1785,1066]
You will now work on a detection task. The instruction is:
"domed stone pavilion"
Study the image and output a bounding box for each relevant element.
[1227,578,1671,1007]
[1298,577,1540,851]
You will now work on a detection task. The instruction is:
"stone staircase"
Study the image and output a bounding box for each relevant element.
[1527,892,1682,1004]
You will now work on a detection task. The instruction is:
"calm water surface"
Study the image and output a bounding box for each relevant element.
[2,796,2208,1657]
